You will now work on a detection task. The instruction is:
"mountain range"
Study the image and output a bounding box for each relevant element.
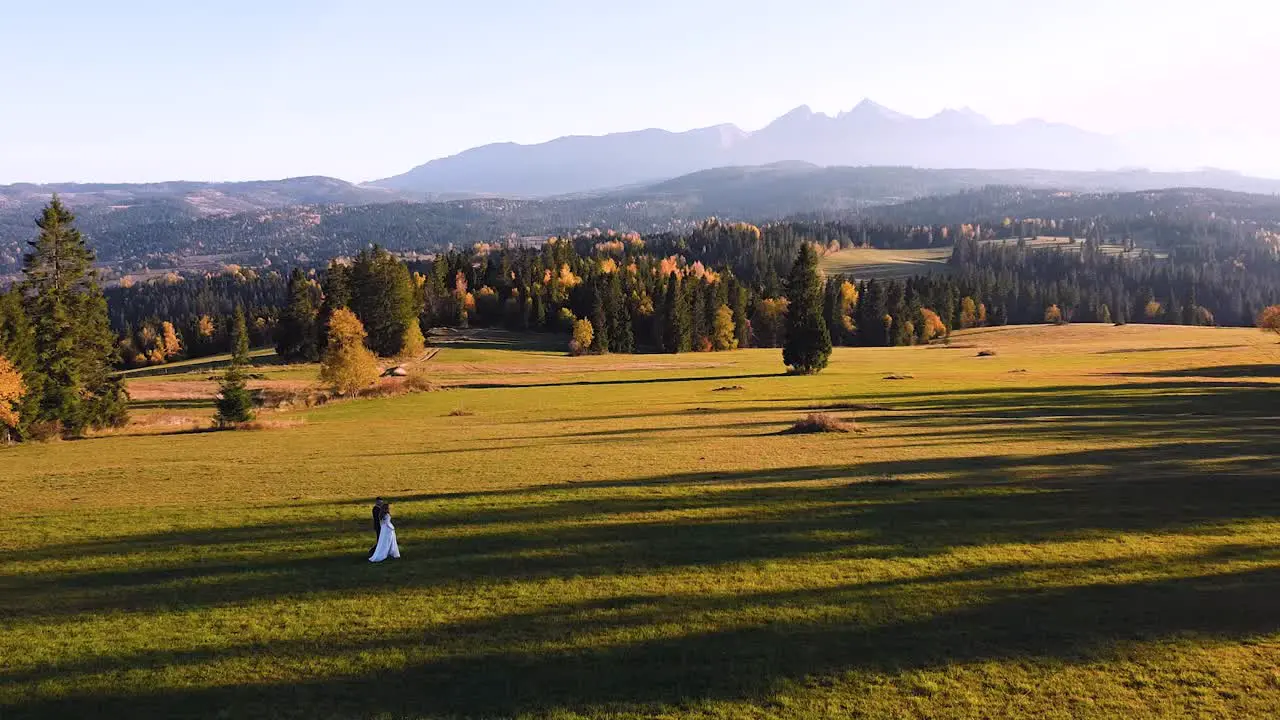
[374,100,1135,196]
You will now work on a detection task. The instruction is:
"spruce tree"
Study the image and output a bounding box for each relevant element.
[276,268,319,361]
[606,272,633,353]
[728,276,750,349]
[215,307,254,426]
[350,247,417,356]
[20,196,127,435]
[660,273,691,353]
[782,244,831,374]
[318,261,351,353]
[589,279,610,353]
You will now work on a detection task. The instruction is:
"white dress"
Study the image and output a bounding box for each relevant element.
[368,513,400,562]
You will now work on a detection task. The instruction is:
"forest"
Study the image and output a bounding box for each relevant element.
[92,204,1280,370]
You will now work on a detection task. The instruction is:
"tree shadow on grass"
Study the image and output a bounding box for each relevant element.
[4,379,1280,717]
[8,560,1278,718]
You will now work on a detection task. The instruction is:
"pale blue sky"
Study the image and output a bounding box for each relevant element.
[1,0,1274,183]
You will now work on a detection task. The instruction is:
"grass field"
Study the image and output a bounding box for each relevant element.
[819,247,952,278]
[2,325,1279,718]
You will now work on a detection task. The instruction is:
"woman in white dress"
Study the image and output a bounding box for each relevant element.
[368,502,401,562]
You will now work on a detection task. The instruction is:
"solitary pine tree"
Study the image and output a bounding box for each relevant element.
[782,244,831,374]
[276,268,320,361]
[215,308,255,426]
[21,196,127,434]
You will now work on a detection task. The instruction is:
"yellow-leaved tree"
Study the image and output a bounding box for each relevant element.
[712,304,738,351]
[0,354,25,442]
[919,308,947,342]
[569,318,594,356]
[320,308,380,397]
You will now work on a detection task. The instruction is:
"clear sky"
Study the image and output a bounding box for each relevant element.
[1,0,1275,184]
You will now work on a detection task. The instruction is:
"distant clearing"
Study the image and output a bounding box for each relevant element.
[820,246,952,278]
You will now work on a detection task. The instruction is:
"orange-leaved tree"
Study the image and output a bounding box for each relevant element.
[1258,305,1280,339]
[0,354,27,442]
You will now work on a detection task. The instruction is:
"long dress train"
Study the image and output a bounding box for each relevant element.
[368,514,400,562]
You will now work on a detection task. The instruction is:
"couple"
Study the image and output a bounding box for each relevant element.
[368,497,401,562]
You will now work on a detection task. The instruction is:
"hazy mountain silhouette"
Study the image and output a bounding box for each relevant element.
[374,100,1134,196]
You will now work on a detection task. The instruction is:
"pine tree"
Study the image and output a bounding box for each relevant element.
[660,273,690,353]
[318,262,351,353]
[215,307,254,426]
[606,272,633,353]
[728,276,750,349]
[782,244,832,374]
[589,279,610,353]
[276,268,320,361]
[350,247,418,356]
[21,196,127,435]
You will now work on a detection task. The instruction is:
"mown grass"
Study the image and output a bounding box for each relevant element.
[819,247,952,278]
[1,324,1279,718]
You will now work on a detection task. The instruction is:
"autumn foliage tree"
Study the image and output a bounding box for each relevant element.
[0,354,25,443]
[320,308,380,397]
[712,304,738,351]
[1257,305,1280,338]
[1044,304,1064,325]
[569,318,594,356]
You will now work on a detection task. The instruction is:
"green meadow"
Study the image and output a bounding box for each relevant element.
[2,324,1278,718]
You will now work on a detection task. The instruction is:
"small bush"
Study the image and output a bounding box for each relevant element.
[447,408,474,417]
[781,412,858,434]
[404,367,438,393]
[25,420,65,442]
[976,349,997,357]
[712,385,745,392]
[883,373,915,380]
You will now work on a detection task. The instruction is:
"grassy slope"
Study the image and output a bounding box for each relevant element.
[2,325,1279,718]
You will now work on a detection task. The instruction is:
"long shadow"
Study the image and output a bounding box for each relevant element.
[8,563,1278,718]
[455,372,782,390]
[4,378,1280,716]
[1111,364,1280,379]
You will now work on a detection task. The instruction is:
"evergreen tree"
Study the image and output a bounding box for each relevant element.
[782,244,832,374]
[20,197,126,435]
[215,307,254,425]
[606,272,633,353]
[728,276,750,349]
[350,247,418,356]
[660,273,691,353]
[589,279,610,353]
[276,268,320,361]
[318,262,351,353]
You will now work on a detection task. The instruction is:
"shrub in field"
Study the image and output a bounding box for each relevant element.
[782,412,858,434]
[320,308,380,397]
